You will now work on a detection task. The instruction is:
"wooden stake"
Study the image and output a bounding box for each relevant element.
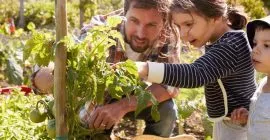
[55,0,68,138]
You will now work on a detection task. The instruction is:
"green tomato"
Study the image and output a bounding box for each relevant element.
[47,119,56,138]
[29,109,46,123]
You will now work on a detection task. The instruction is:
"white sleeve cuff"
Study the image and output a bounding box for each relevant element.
[147,62,164,83]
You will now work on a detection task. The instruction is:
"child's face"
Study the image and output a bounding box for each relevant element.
[251,29,270,74]
[172,11,217,48]
[34,67,54,94]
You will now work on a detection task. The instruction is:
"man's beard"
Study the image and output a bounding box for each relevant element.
[129,36,152,53]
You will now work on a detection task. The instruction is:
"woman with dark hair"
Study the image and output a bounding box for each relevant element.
[134,0,256,139]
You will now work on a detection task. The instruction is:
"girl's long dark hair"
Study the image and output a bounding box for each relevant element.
[170,0,247,30]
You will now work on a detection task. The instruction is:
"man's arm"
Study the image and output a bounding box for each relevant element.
[88,83,178,130]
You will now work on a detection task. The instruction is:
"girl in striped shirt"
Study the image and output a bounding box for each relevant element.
[134,0,256,139]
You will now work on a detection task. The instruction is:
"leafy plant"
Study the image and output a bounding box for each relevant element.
[24,16,159,138]
[0,35,24,85]
[0,90,50,139]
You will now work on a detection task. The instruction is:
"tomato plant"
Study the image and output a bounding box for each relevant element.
[24,16,159,139]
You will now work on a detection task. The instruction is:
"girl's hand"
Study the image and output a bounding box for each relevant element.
[231,107,249,126]
[135,62,148,79]
[111,61,149,79]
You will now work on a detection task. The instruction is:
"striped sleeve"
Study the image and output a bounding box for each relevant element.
[161,43,239,88]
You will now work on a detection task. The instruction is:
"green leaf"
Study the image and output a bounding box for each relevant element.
[150,104,160,122]
[135,90,151,117]
[109,30,125,50]
[106,16,123,28]
[23,31,54,66]
[4,58,23,85]
[27,22,36,31]
[120,60,138,77]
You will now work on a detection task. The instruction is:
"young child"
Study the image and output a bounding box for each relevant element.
[134,0,257,139]
[231,15,270,140]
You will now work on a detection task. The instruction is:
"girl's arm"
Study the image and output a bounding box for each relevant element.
[137,44,238,88]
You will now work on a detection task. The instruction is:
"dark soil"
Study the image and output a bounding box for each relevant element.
[112,111,206,140]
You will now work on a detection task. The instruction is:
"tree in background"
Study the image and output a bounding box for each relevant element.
[228,0,267,19]
[262,0,270,11]
[18,0,25,28]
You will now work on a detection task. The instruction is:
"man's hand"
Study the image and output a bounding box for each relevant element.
[230,107,249,126]
[88,101,127,130]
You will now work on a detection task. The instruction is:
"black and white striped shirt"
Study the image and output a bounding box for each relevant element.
[147,31,257,118]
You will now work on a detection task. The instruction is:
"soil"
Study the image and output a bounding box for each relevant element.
[112,111,206,140]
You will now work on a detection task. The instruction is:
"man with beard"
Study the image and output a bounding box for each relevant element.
[79,0,181,137]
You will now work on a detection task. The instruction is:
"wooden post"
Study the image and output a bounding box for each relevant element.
[55,0,68,139]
